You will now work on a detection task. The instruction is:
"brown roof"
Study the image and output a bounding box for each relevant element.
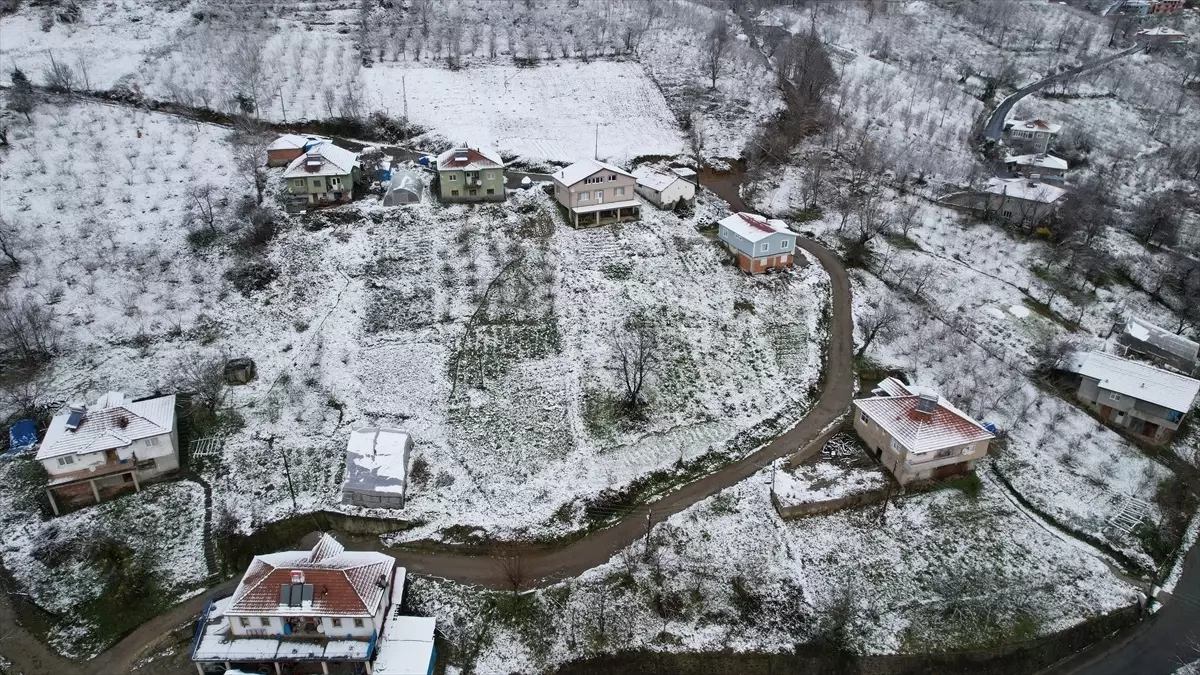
[854,390,994,454]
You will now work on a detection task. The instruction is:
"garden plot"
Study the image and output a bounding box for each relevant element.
[405,468,1138,674]
[362,61,688,165]
[0,458,207,659]
[772,440,890,511]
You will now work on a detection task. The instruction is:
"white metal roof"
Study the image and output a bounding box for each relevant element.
[718,212,791,243]
[553,159,634,186]
[268,134,329,151]
[36,392,176,460]
[1065,351,1200,412]
[1004,154,1068,171]
[986,178,1066,203]
[1138,27,1186,37]
[1123,316,1199,362]
[633,167,680,192]
[670,166,697,178]
[283,144,359,178]
[375,614,436,675]
[1007,118,1062,134]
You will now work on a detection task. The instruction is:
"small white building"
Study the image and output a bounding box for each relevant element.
[374,614,437,675]
[36,392,178,515]
[632,166,697,209]
[342,428,412,509]
[1003,153,1068,181]
[716,212,796,274]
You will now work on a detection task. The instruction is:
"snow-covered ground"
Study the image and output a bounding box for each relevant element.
[772,435,889,508]
[363,61,688,165]
[406,468,1140,674]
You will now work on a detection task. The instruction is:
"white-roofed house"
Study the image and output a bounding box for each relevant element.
[551,159,641,227]
[190,534,426,675]
[632,166,697,209]
[342,428,413,508]
[35,392,178,515]
[266,134,330,167]
[984,178,1066,226]
[1003,118,1062,154]
[283,143,361,205]
[1063,351,1200,444]
[1113,316,1199,376]
[436,145,505,203]
[852,377,995,486]
[1003,153,1068,181]
[716,212,797,274]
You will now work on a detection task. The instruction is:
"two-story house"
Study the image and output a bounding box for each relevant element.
[35,392,178,516]
[267,134,329,167]
[284,144,361,206]
[551,159,641,227]
[1003,118,1061,154]
[716,212,796,274]
[983,178,1066,226]
[436,145,505,202]
[1003,153,1068,181]
[1064,351,1200,444]
[853,378,995,486]
[191,534,432,675]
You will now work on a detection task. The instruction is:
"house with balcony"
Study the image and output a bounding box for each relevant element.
[192,534,436,675]
[284,144,361,206]
[1003,118,1061,154]
[436,145,505,202]
[1063,351,1200,444]
[716,212,796,274]
[35,391,178,516]
[1003,153,1068,181]
[852,377,995,486]
[551,159,641,227]
[267,134,330,167]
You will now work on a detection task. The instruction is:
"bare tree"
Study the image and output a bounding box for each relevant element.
[42,51,74,93]
[8,68,35,121]
[1131,192,1181,248]
[702,17,733,90]
[0,217,24,269]
[0,294,60,367]
[499,554,527,595]
[613,312,660,411]
[232,122,271,206]
[895,200,920,238]
[177,350,226,412]
[855,304,902,358]
[186,184,221,234]
[226,36,266,116]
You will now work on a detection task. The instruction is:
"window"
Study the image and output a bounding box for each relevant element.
[57,456,76,466]
[260,617,271,627]
[1002,209,1013,218]
[486,189,494,195]
[595,190,603,200]
[761,243,770,253]
[353,618,364,628]
[890,437,905,454]
[578,192,589,202]
[469,189,478,196]
[609,175,616,181]
[486,172,495,180]
[145,436,160,447]
[330,177,340,186]
[615,187,625,196]
[1117,410,1126,418]
[331,618,342,628]
[448,174,457,181]
[451,190,459,196]
[780,239,791,249]
[935,447,957,458]
[239,617,251,627]
[1108,392,1121,402]
[860,411,869,424]
[311,179,322,187]
[294,179,305,188]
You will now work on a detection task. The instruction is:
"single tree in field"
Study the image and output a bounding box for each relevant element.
[232,122,271,206]
[702,17,732,90]
[1131,192,1180,248]
[9,68,35,121]
[0,216,24,269]
[186,184,221,234]
[855,304,902,358]
[613,312,660,412]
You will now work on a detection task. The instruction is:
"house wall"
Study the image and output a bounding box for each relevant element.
[439,168,505,202]
[1076,377,1184,442]
[554,170,637,211]
[227,612,379,638]
[735,251,793,274]
[1012,164,1066,180]
[268,148,305,168]
[287,172,356,204]
[853,406,989,485]
[41,431,176,478]
[1005,129,1054,154]
[985,193,1057,225]
[342,488,406,508]
[717,225,796,259]
[635,178,695,208]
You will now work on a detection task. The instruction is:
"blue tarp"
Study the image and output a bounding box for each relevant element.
[6,419,36,455]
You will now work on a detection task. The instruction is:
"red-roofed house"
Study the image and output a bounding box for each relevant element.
[192,534,406,674]
[853,378,995,485]
[716,212,797,274]
[35,391,179,515]
[436,144,506,202]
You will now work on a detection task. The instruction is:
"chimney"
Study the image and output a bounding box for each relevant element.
[913,393,938,421]
[1027,180,1037,188]
[291,570,305,584]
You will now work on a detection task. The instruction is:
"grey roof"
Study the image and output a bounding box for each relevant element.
[1122,316,1199,363]
[388,169,423,195]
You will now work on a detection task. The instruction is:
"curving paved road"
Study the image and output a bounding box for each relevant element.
[983,43,1145,142]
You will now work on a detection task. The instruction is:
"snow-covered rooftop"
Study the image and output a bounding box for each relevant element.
[268,134,329,151]
[633,167,681,192]
[1122,316,1199,363]
[717,212,791,243]
[227,534,395,617]
[670,166,697,178]
[374,613,437,675]
[1006,118,1062,134]
[553,158,634,186]
[436,146,503,171]
[1004,153,1068,171]
[986,178,1066,203]
[854,378,995,454]
[1064,351,1200,413]
[572,198,640,214]
[283,144,360,179]
[36,392,175,461]
[1137,27,1187,37]
[388,169,423,195]
[344,428,411,497]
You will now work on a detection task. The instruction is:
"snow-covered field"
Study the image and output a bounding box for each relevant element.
[363,61,688,165]
[407,469,1139,674]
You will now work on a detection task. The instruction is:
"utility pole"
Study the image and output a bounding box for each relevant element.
[270,436,298,512]
[278,87,287,124]
[402,75,408,122]
[594,123,599,160]
[643,509,653,556]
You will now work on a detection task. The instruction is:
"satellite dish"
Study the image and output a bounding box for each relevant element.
[317,624,325,633]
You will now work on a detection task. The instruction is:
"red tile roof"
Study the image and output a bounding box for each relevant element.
[227,535,394,617]
[854,392,994,454]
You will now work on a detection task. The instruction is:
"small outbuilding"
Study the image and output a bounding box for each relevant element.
[341,428,412,509]
[1113,316,1199,376]
[382,169,424,206]
[633,166,697,209]
[223,358,256,385]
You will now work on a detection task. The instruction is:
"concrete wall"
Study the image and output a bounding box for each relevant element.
[774,484,892,519]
